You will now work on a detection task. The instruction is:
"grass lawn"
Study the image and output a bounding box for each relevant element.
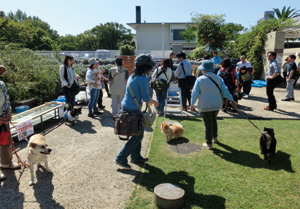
[125,117,299,209]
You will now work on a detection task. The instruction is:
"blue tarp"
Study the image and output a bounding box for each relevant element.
[251,80,267,88]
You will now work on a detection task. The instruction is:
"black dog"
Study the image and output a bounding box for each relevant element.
[260,127,277,164]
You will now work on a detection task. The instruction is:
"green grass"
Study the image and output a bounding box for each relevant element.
[125,117,300,209]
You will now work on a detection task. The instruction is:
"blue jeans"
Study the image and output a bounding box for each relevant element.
[88,88,100,114]
[116,107,144,163]
[62,87,75,110]
[155,90,167,111]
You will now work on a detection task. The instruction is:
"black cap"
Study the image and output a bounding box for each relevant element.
[134,54,156,67]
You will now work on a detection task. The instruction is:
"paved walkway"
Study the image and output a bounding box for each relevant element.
[0,85,299,208]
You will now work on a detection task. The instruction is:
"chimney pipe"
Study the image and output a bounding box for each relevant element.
[136,6,141,24]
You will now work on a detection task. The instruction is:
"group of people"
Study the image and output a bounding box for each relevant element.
[0,50,299,177]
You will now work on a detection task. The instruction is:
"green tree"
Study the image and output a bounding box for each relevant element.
[182,14,243,58]
[268,6,300,21]
[235,18,295,79]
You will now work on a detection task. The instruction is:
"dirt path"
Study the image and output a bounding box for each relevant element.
[0,93,151,209]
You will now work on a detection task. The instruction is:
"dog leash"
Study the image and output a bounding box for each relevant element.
[9,121,29,169]
[236,110,264,134]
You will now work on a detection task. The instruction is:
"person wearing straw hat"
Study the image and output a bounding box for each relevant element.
[0,65,21,180]
[190,60,237,150]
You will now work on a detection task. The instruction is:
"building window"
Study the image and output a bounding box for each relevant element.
[173,29,185,41]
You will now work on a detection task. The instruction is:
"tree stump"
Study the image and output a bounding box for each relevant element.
[154,183,185,209]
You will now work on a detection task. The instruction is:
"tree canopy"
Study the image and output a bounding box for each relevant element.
[268,6,300,21]
[181,14,243,59]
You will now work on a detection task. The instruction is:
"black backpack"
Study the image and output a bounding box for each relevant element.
[221,67,235,90]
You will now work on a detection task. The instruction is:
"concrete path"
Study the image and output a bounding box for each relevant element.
[0,93,151,209]
[0,85,299,208]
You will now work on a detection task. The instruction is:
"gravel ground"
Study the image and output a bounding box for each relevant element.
[0,93,151,209]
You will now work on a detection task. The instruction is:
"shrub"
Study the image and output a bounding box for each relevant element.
[0,43,61,104]
[119,44,135,55]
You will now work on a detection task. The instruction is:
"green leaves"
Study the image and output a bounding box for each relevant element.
[0,44,61,103]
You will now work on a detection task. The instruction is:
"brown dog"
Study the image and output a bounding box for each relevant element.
[27,134,52,186]
[160,122,184,142]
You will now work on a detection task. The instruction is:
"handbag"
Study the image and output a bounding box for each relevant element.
[181,63,196,90]
[128,85,157,128]
[113,112,142,139]
[0,124,10,146]
[204,75,224,105]
[64,66,80,97]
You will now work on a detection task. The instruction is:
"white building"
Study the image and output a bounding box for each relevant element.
[127,6,196,58]
[258,11,275,22]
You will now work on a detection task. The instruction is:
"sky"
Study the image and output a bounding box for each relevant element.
[1,0,299,36]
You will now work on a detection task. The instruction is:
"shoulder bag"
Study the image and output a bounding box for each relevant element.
[0,123,10,146]
[128,85,156,128]
[64,66,80,97]
[181,63,196,90]
[204,75,224,104]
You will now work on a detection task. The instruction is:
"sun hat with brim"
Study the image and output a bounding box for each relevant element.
[0,65,6,75]
[134,54,156,67]
[199,60,215,72]
[88,58,99,65]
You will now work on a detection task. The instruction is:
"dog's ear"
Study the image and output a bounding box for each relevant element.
[29,142,37,148]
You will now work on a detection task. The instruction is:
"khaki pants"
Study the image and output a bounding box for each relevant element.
[0,122,13,165]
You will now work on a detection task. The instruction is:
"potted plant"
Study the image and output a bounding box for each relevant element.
[118,44,136,74]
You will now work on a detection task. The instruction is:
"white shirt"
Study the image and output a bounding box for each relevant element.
[152,67,173,82]
[86,68,102,91]
[59,65,78,87]
[236,61,252,71]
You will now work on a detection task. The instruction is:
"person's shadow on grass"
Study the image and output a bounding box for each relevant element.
[33,166,64,209]
[213,142,294,173]
[118,163,225,209]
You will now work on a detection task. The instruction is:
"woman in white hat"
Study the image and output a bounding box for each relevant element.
[86,58,102,117]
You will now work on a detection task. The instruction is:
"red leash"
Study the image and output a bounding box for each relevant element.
[9,121,29,169]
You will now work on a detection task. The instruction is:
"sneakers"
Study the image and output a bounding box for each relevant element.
[130,157,149,164]
[281,98,290,101]
[88,113,95,118]
[114,159,131,169]
[243,94,249,99]
[203,143,213,150]
[98,105,106,109]
[212,137,219,143]
[0,171,6,180]
[0,162,21,169]
[93,111,103,115]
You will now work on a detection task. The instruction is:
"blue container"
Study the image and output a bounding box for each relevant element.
[54,96,66,103]
[15,105,29,114]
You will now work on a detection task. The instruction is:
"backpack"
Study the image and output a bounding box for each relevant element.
[220,67,235,90]
[150,68,169,91]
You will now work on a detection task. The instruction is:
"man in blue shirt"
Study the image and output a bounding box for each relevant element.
[264,51,282,111]
[212,51,222,74]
